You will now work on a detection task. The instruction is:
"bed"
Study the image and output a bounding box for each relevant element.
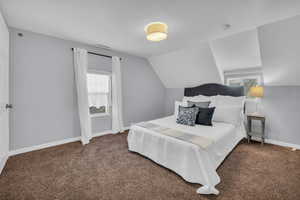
[127,83,246,195]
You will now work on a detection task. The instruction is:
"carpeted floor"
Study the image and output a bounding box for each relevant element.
[1,132,300,200]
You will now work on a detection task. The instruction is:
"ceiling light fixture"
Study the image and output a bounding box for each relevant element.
[144,22,168,42]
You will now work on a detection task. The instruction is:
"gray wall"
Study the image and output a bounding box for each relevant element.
[261,86,300,144]
[164,88,184,116]
[9,28,165,150]
[164,87,300,146]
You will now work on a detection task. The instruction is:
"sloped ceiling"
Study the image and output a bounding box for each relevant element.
[149,15,300,88]
[149,30,263,88]
[258,15,300,86]
[148,43,221,88]
[210,29,262,71]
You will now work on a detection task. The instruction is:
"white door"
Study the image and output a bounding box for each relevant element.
[0,14,9,173]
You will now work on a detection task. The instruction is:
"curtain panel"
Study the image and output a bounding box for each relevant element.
[111,56,124,133]
[73,48,92,144]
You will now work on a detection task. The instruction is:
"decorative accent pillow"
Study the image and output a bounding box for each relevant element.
[174,101,188,118]
[187,101,210,108]
[195,107,215,126]
[176,106,199,126]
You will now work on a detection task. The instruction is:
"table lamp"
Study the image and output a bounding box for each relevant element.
[250,86,264,115]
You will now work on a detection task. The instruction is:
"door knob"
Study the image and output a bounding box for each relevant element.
[5,104,13,109]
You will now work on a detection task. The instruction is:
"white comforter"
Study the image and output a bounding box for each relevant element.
[127,115,246,195]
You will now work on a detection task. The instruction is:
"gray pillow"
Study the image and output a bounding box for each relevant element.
[187,101,210,108]
[176,106,199,126]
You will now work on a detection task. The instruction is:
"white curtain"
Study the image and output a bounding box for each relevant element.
[73,48,92,145]
[111,56,124,133]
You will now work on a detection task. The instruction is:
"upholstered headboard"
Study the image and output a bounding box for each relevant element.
[184,83,244,97]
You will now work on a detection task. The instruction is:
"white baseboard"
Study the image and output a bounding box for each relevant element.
[251,137,300,150]
[9,136,81,156]
[265,139,300,150]
[92,130,113,137]
[9,130,114,156]
[0,154,9,174]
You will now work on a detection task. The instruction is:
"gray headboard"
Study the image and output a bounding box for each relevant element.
[184,83,244,97]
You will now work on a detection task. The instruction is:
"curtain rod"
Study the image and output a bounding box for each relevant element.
[71,48,121,60]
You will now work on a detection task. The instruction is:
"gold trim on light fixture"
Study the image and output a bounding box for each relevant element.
[145,22,168,42]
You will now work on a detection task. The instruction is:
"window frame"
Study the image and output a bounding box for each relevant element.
[226,75,262,86]
[225,74,262,98]
[87,69,112,118]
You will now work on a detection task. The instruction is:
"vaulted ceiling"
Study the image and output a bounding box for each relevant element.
[1,0,300,57]
[210,29,262,72]
[149,15,300,87]
[149,42,222,88]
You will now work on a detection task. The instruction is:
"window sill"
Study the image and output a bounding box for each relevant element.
[90,113,111,118]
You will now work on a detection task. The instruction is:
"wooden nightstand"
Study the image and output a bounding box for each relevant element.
[247,114,266,145]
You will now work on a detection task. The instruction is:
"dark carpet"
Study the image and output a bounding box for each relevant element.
[1,132,300,200]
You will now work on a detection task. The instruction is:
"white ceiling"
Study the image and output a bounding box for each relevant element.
[1,0,300,57]
[259,15,300,86]
[149,15,300,88]
[149,43,222,88]
[210,29,262,71]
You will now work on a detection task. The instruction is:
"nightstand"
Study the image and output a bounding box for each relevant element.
[247,114,266,145]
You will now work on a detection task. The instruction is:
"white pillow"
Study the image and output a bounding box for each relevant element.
[174,101,187,118]
[215,95,245,108]
[212,106,243,126]
[182,95,216,105]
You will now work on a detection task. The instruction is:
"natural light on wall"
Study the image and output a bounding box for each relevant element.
[145,22,168,42]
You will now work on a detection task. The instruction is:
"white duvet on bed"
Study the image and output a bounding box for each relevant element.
[127,115,246,195]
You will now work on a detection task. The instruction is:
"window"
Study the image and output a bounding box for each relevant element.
[87,72,111,117]
[226,75,261,97]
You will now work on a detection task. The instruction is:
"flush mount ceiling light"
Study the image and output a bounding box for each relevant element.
[144,22,168,42]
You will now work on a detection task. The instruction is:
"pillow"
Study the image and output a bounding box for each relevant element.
[187,101,210,108]
[183,95,209,102]
[215,95,245,108]
[183,95,217,109]
[174,101,188,118]
[212,106,242,126]
[183,95,216,104]
[195,107,215,126]
[176,106,199,126]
